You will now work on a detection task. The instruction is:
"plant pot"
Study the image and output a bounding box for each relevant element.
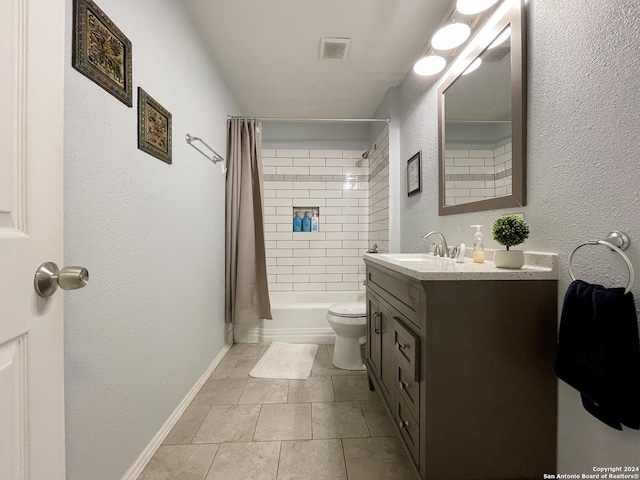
[493,249,525,269]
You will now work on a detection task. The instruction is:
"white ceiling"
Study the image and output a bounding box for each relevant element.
[185,0,450,118]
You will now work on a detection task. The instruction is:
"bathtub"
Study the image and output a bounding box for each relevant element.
[233,290,365,344]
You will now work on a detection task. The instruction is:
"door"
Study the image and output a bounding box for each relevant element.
[0,0,66,478]
[366,293,381,376]
[378,300,397,401]
[366,291,395,403]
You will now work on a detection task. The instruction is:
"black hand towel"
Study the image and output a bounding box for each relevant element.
[555,279,640,430]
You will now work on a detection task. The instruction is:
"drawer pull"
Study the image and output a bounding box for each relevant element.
[398,420,410,429]
[373,312,381,334]
[399,381,409,390]
[396,342,408,350]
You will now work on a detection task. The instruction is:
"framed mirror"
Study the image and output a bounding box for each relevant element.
[438,1,526,215]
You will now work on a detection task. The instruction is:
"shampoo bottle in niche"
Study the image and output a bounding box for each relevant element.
[471,225,485,263]
[293,212,302,232]
[311,211,319,232]
[302,211,311,232]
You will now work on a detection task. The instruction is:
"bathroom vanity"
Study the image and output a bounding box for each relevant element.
[363,253,558,480]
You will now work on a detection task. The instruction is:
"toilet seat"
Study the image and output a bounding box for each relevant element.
[328,302,366,317]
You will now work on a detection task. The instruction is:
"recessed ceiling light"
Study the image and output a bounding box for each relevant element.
[456,0,499,15]
[413,55,447,76]
[462,58,482,75]
[431,23,471,51]
[488,27,511,49]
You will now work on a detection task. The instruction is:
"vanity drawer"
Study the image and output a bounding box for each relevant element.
[396,361,420,421]
[367,266,423,328]
[395,391,420,468]
[394,317,420,381]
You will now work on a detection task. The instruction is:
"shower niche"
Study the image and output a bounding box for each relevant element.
[293,206,320,232]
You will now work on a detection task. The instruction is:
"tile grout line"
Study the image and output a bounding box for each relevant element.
[330,375,337,402]
[286,378,291,404]
[236,376,250,405]
[250,405,263,442]
[187,405,212,445]
[340,438,349,480]
[201,443,219,480]
[275,440,283,480]
[359,400,373,439]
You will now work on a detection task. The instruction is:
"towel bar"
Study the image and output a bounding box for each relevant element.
[568,231,634,294]
[185,133,226,173]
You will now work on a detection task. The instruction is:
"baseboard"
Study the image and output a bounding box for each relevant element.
[120,341,232,480]
[233,325,335,344]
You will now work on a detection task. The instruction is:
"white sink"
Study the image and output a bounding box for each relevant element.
[363,251,558,281]
[383,254,444,262]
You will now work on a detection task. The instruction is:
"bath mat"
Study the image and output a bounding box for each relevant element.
[249,342,318,380]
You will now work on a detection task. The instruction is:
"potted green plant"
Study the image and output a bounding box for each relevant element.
[491,215,530,269]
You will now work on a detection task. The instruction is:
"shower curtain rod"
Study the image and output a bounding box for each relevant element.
[228,116,389,124]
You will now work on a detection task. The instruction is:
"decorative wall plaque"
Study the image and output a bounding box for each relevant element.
[137,88,172,164]
[72,0,133,106]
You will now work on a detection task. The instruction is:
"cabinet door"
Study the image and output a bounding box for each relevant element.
[378,301,397,400]
[366,294,382,378]
[367,292,398,405]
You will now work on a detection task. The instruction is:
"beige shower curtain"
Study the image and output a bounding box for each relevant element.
[225,117,272,324]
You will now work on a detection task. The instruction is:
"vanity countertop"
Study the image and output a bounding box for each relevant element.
[364,251,558,281]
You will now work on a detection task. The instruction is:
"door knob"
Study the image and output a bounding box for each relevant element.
[34,261,89,297]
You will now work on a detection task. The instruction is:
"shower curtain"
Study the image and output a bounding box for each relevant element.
[225,117,272,324]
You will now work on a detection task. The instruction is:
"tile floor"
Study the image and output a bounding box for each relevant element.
[138,343,416,480]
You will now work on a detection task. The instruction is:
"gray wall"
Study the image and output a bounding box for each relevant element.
[262,121,371,150]
[395,0,640,471]
[63,0,239,478]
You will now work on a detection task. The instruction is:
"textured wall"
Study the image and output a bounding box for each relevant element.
[396,0,640,471]
[63,0,239,478]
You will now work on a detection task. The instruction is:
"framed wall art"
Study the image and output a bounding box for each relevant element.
[138,88,172,164]
[72,0,133,106]
[407,151,422,196]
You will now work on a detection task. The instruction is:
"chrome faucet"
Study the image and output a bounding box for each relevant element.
[366,244,379,254]
[422,231,450,257]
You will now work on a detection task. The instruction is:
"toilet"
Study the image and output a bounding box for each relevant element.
[326,302,367,370]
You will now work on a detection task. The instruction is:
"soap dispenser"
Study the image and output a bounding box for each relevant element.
[471,225,485,263]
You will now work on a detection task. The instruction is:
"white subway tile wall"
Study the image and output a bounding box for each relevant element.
[368,128,390,253]
[444,141,513,206]
[261,126,390,292]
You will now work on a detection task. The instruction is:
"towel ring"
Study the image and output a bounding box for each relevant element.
[568,239,634,294]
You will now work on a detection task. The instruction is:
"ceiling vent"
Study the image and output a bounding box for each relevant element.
[318,37,351,61]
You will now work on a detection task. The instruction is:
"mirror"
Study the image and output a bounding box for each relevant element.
[438,2,525,215]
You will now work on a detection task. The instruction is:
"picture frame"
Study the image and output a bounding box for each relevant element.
[72,0,133,107]
[407,151,422,196]
[137,88,172,164]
